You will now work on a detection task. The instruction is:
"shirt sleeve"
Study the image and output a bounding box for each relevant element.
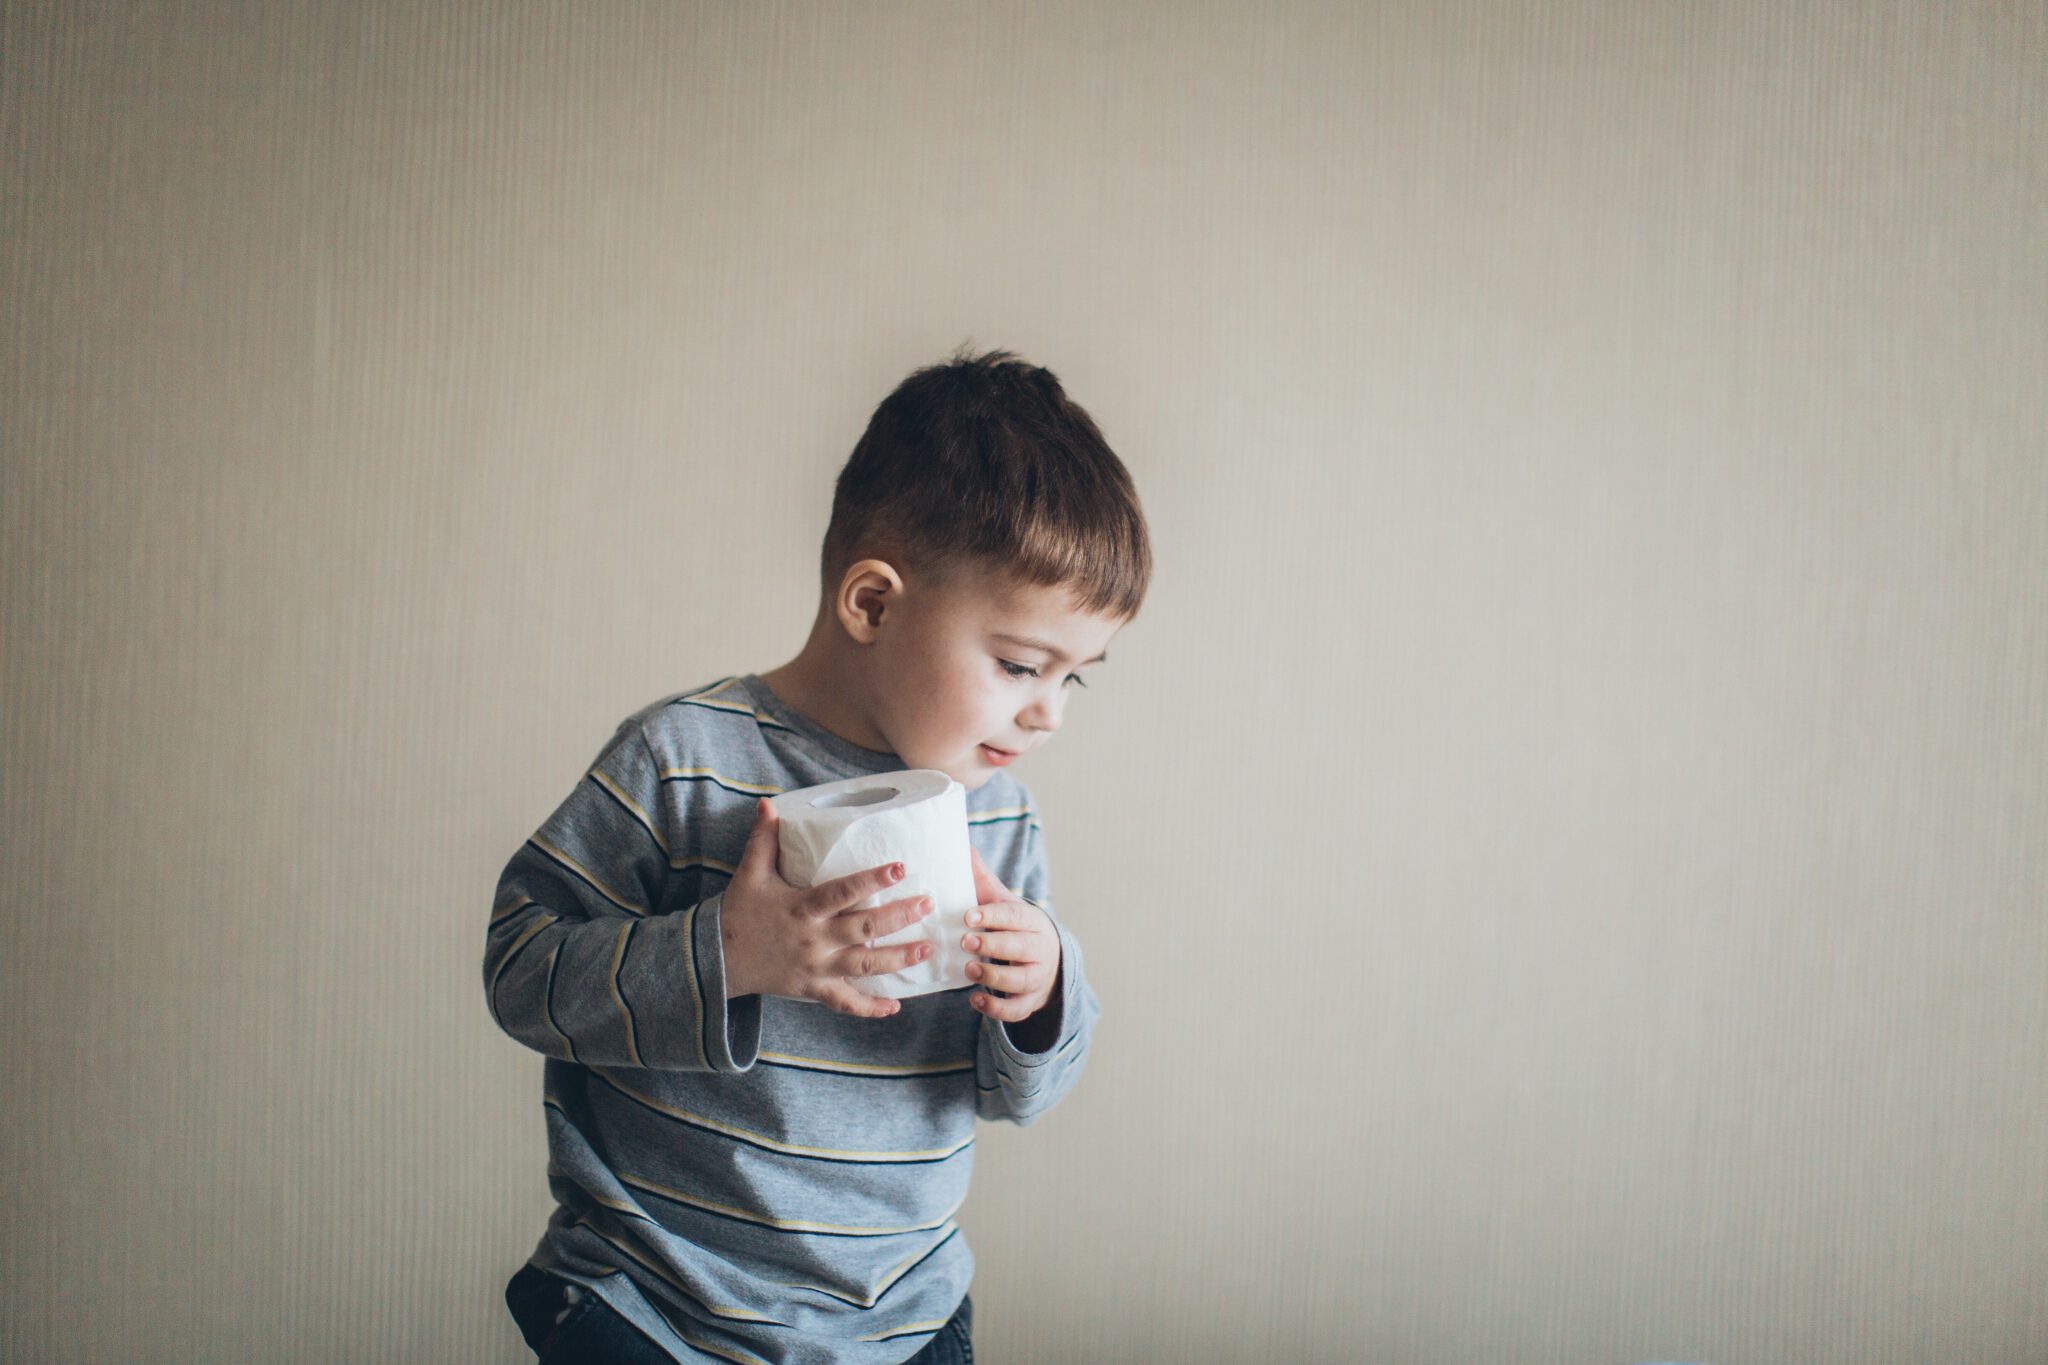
[975,806,1099,1125]
[481,718,760,1073]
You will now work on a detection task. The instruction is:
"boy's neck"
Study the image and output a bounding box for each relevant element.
[757,638,893,756]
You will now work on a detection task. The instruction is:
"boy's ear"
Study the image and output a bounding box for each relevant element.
[835,558,904,642]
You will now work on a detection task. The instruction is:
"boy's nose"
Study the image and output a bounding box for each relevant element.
[1018,692,1062,734]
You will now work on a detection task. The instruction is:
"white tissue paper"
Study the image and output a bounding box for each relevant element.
[770,769,977,999]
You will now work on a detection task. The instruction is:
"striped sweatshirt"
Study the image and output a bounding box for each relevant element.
[483,673,1098,1363]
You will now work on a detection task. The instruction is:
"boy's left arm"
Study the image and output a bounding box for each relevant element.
[967,839,1100,1127]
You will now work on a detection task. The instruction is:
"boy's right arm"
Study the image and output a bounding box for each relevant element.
[483,720,752,1072]
[483,723,936,1072]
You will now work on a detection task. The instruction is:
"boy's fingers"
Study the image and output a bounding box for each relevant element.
[961,929,1038,963]
[831,894,932,947]
[806,860,905,917]
[970,991,1030,1022]
[963,898,1037,932]
[966,959,1035,993]
[811,980,900,1019]
[832,939,930,980]
[967,846,1009,905]
[739,798,779,877]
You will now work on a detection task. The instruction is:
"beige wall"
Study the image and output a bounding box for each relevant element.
[5,3,2043,1361]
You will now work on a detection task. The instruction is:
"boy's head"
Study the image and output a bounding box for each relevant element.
[819,347,1149,620]
[782,347,1151,790]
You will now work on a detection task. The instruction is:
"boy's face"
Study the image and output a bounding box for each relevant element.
[859,561,1124,791]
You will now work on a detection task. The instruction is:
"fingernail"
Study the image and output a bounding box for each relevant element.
[966,962,981,979]
[966,910,982,926]
[918,897,932,913]
[890,863,904,881]
[964,934,980,952]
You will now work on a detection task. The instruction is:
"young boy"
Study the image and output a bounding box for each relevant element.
[484,348,1151,1364]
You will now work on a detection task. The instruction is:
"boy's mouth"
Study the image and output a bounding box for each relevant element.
[978,744,1018,767]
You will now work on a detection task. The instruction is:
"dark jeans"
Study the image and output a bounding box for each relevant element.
[505,1262,973,1363]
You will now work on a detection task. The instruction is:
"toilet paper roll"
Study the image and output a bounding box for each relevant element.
[770,769,977,999]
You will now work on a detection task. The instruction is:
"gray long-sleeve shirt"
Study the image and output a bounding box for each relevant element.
[484,673,1097,1363]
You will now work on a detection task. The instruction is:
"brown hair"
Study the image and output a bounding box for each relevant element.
[820,346,1152,620]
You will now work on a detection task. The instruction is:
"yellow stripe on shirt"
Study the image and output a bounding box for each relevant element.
[488,913,557,1016]
[595,1070,974,1163]
[677,678,746,705]
[679,903,706,1071]
[541,946,575,1062]
[588,768,669,855]
[573,1215,785,1326]
[530,834,647,915]
[859,1317,956,1343]
[785,1222,958,1310]
[491,893,535,924]
[758,1050,974,1078]
[615,1169,962,1237]
[608,922,643,1068]
[658,766,785,797]
[678,679,790,731]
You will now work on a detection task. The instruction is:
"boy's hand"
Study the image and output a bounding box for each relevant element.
[962,846,1062,1025]
[719,797,935,1018]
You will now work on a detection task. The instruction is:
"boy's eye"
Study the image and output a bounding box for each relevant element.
[999,660,1087,688]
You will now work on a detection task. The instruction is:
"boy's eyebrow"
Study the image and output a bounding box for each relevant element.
[991,632,1109,666]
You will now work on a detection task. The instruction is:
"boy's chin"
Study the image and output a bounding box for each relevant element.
[902,749,999,790]
[938,760,995,790]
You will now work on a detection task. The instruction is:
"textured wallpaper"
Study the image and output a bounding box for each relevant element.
[4,3,2043,1361]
